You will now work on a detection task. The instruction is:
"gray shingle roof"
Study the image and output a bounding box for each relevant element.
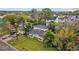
[34,25,47,29]
[29,29,44,37]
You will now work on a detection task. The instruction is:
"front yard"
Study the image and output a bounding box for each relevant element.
[7,35,56,51]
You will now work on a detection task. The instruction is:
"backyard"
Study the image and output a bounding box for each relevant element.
[1,8,79,51]
[7,35,56,51]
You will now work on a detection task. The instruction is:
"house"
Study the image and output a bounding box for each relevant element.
[55,16,65,23]
[54,14,79,23]
[7,22,17,35]
[76,15,79,19]
[29,29,44,41]
[54,15,77,23]
[46,16,57,26]
[33,25,48,31]
[28,25,48,41]
[8,23,15,31]
[63,15,79,20]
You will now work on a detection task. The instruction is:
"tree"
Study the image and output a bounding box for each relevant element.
[54,27,76,51]
[41,8,53,20]
[31,8,42,25]
[31,9,39,20]
[3,15,17,34]
[43,31,54,48]
[72,10,79,15]
[3,14,25,40]
[48,21,59,32]
[24,22,33,35]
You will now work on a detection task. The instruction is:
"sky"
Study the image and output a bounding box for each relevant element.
[51,8,79,11]
[0,8,79,11]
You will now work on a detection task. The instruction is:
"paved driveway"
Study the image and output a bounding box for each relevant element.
[0,40,16,51]
[0,34,17,51]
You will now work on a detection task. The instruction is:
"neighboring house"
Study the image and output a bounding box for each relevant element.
[55,16,65,23]
[76,15,79,19]
[55,17,59,23]
[7,23,16,35]
[46,16,57,26]
[54,15,79,23]
[28,25,48,41]
[46,15,79,24]
[8,23,15,31]
[64,15,78,20]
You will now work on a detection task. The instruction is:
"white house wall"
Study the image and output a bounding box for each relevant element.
[34,27,47,31]
[29,34,43,42]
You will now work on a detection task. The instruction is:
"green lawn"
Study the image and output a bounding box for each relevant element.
[7,35,56,51]
[0,26,9,37]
